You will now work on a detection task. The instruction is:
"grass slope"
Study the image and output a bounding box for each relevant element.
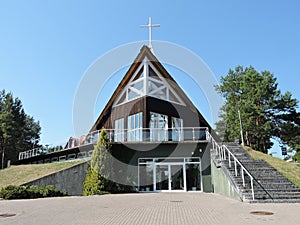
[0,160,88,189]
[243,146,300,188]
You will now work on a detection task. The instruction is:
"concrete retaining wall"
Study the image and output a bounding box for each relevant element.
[211,159,241,201]
[25,160,90,196]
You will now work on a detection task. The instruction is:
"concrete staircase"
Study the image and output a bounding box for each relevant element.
[221,142,300,203]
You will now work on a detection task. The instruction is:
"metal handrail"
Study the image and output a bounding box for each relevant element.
[223,144,274,201]
[207,133,255,201]
[19,127,209,160]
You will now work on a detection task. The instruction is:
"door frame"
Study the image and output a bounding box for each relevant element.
[138,157,202,192]
[154,162,186,192]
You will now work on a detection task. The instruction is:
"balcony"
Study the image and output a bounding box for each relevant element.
[19,127,209,160]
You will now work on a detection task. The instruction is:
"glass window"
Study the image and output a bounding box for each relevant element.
[139,163,154,191]
[114,118,124,142]
[172,117,183,141]
[149,112,168,141]
[127,112,143,142]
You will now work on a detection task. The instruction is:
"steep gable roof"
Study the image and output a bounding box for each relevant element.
[90,45,212,132]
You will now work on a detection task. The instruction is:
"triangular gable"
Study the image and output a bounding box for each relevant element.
[90,45,212,132]
[113,57,185,107]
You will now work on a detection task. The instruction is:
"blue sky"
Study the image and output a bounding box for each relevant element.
[1,1,299,158]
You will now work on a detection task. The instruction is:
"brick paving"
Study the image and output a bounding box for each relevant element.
[0,193,299,225]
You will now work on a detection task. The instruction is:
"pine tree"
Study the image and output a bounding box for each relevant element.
[216,66,300,153]
[0,90,41,168]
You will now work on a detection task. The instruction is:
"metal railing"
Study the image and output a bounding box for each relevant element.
[207,133,255,201]
[19,127,209,160]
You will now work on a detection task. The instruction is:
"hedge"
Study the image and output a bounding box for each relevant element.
[0,185,68,200]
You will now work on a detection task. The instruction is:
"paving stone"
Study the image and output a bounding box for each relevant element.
[0,193,299,225]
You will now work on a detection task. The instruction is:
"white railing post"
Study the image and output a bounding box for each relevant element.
[251,177,254,200]
[209,138,255,201]
[223,146,226,160]
[234,159,237,176]
[192,128,195,141]
[241,169,245,187]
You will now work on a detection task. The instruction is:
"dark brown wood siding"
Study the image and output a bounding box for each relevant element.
[97,95,209,132]
[96,96,146,130]
[145,97,202,128]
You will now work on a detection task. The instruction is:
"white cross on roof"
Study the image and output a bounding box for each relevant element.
[140,17,160,50]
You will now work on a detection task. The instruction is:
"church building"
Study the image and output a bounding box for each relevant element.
[89,45,215,192]
[18,44,217,193]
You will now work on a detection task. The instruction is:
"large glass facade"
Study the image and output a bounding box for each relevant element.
[149,112,168,141]
[127,112,143,142]
[114,118,124,142]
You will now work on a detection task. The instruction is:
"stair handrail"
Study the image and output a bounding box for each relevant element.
[223,144,275,201]
[207,133,255,201]
[222,144,255,200]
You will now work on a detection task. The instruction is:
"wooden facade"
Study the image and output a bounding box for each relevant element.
[91,45,212,133]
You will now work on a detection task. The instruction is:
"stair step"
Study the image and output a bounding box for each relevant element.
[216,142,300,202]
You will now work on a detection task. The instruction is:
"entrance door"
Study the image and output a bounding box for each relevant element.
[170,164,184,191]
[186,163,202,191]
[138,158,202,192]
[155,163,185,191]
[155,164,169,191]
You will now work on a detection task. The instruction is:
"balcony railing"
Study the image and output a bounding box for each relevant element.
[19,127,209,160]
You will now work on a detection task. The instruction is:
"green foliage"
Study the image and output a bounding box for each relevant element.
[83,129,113,195]
[83,129,136,195]
[216,66,300,153]
[0,90,41,168]
[0,185,67,200]
[83,167,105,196]
[293,151,300,162]
[245,146,300,188]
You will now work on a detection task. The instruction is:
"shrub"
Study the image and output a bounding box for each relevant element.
[293,151,300,162]
[0,185,68,200]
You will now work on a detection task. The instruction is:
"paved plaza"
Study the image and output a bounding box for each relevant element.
[0,193,299,225]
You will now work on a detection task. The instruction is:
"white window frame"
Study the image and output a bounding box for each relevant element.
[114,118,124,142]
[172,117,183,141]
[150,112,168,141]
[127,112,143,142]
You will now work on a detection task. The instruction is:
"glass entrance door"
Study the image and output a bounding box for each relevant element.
[170,164,184,190]
[138,157,202,192]
[155,164,169,191]
[186,163,201,191]
[155,163,185,191]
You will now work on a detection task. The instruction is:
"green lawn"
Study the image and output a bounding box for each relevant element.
[243,146,300,188]
[0,159,88,189]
